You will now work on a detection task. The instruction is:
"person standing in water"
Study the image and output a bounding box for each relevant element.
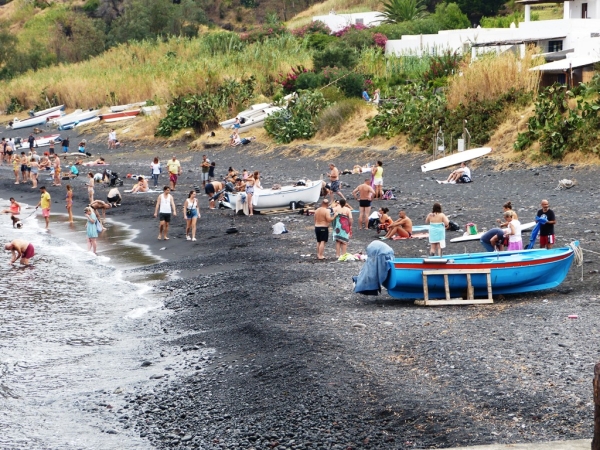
[5,239,35,265]
[154,186,177,240]
[65,185,73,223]
[84,206,99,255]
[35,186,51,229]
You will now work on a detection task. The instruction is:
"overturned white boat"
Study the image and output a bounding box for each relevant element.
[56,109,100,129]
[109,101,146,113]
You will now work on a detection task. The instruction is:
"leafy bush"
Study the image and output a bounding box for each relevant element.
[318,98,365,134]
[313,42,358,72]
[6,97,25,115]
[371,18,443,39]
[292,20,331,38]
[306,32,337,50]
[295,72,326,90]
[320,86,347,103]
[431,3,470,30]
[340,28,374,50]
[480,11,538,28]
[240,23,289,43]
[83,0,100,13]
[156,77,255,137]
[279,65,310,93]
[422,49,462,85]
[202,32,245,56]
[322,67,366,98]
[333,23,367,38]
[372,33,388,49]
[264,90,329,143]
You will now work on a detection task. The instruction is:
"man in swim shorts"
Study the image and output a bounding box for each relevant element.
[5,239,35,265]
[154,186,177,240]
[327,163,345,202]
[205,180,223,209]
[537,199,556,249]
[166,155,181,191]
[382,210,413,240]
[35,186,51,229]
[314,199,338,260]
[352,179,375,230]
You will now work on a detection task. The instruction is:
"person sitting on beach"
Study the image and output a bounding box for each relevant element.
[241,136,256,145]
[377,207,392,234]
[130,176,149,193]
[5,239,35,265]
[372,89,380,106]
[367,210,381,230]
[39,154,51,171]
[66,164,79,179]
[440,162,471,184]
[381,210,413,240]
[107,187,122,206]
[2,198,21,215]
[78,141,86,154]
[234,178,245,192]
[94,158,107,165]
[225,167,238,183]
[362,89,370,102]
[89,200,112,221]
[230,131,241,147]
[74,156,84,165]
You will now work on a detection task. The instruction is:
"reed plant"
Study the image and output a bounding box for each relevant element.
[0,33,313,110]
[446,48,542,109]
[318,97,368,134]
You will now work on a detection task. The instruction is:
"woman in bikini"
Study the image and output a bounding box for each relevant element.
[65,185,73,223]
[245,172,256,215]
[2,198,21,215]
[29,156,39,189]
[183,190,200,241]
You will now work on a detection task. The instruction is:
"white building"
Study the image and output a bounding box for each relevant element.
[385,0,600,85]
[312,11,385,34]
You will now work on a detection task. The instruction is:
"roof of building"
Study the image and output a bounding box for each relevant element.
[515,0,567,5]
[471,36,566,47]
[530,55,600,71]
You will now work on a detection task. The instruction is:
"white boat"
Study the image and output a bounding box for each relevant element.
[421,147,492,172]
[74,116,101,128]
[237,107,283,133]
[450,221,536,243]
[56,109,100,129]
[31,105,65,117]
[9,110,65,130]
[220,103,271,129]
[227,179,322,210]
[16,134,61,149]
[109,102,146,113]
[52,109,83,127]
[141,105,161,116]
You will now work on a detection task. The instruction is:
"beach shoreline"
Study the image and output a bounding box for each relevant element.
[1,129,600,448]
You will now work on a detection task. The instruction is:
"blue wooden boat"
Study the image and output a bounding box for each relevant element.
[382,242,579,300]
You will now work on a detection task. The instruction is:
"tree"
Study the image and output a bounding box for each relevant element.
[454,0,506,24]
[49,13,106,63]
[432,2,470,30]
[382,0,428,24]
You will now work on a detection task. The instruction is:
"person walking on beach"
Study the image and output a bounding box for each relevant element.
[314,199,338,260]
[65,185,73,223]
[200,155,210,187]
[154,186,177,240]
[35,186,51,229]
[86,172,95,203]
[52,155,62,186]
[62,136,70,153]
[372,161,383,199]
[537,199,556,249]
[425,202,449,257]
[151,157,161,188]
[166,156,181,191]
[84,206,99,255]
[352,179,375,230]
[327,163,345,202]
[332,199,353,258]
[5,239,35,265]
[183,190,199,241]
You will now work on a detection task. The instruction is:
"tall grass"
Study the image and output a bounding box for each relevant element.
[286,0,382,29]
[446,49,542,109]
[318,98,368,134]
[0,33,313,109]
[357,48,431,83]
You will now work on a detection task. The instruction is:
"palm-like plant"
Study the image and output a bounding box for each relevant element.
[381,0,428,23]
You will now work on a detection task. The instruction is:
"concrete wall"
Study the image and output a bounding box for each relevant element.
[312,12,384,33]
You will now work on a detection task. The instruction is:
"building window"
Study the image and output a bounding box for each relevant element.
[548,40,563,53]
[355,18,364,25]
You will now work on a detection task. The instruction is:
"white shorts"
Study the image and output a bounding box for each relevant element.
[201,172,209,182]
[373,179,383,186]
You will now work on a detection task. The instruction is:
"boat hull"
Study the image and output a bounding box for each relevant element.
[421,147,492,172]
[31,105,65,117]
[10,111,65,130]
[100,110,141,122]
[383,244,577,300]
[227,180,322,210]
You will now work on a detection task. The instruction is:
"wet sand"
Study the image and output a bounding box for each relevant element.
[2,132,600,449]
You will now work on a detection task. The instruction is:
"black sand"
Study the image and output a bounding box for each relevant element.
[2,130,599,449]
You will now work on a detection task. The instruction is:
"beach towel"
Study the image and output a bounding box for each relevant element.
[526,222,541,250]
[429,222,446,245]
[392,232,429,240]
[353,241,395,296]
[333,214,351,243]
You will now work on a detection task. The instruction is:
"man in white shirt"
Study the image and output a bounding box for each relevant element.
[442,162,471,184]
[153,186,177,240]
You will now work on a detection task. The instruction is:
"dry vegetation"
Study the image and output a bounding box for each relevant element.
[446,48,543,109]
[286,0,382,29]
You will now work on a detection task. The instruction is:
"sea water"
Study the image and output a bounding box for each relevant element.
[0,204,165,449]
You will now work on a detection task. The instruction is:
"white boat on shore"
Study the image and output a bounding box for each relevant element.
[220,103,271,129]
[226,180,322,210]
[16,134,61,149]
[52,109,83,127]
[31,105,65,117]
[109,102,146,113]
[236,106,283,133]
[9,110,65,130]
[56,109,100,129]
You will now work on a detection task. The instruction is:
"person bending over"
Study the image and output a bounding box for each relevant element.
[107,187,122,207]
[5,239,35,265]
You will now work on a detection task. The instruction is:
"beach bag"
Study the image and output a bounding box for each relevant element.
[96,220,103,233]
[448,220,460,232]
[382,190,395,200]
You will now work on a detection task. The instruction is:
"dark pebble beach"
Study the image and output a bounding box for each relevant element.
[2,130,599,449]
